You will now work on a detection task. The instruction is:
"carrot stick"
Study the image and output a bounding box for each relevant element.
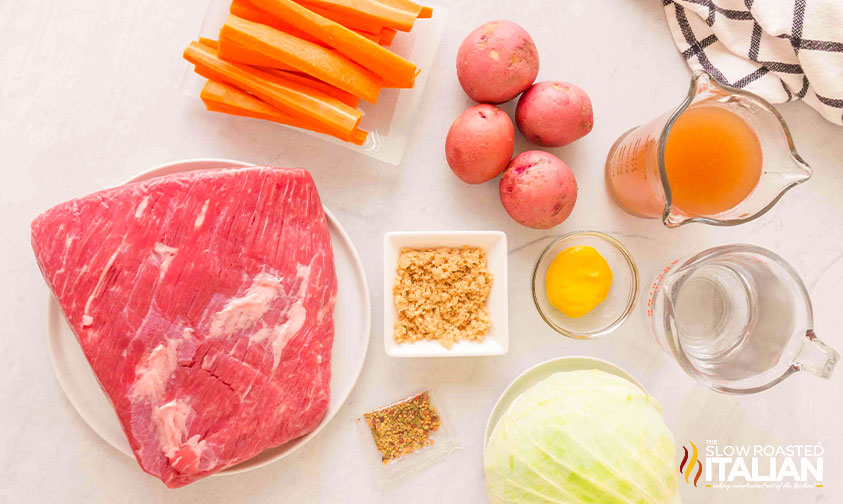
[207,35,304,72]
[262,68,360,108]
[201,80,317,128]
[215,37,296,69]
[205,99,368,145]
[201,80,368,145]
[418,6,432,18]
[212,37,298,71]
[220,15,383,103]
[248,0,417,88]
[379,28,397,46]
[348,128,368,145]
[298,3,385,33]
[357,30,380,43]
[295,0,416,32]
[230,0,328,46]
[375,0,423,19]
[204,37,300,71]
[232,0,382,43]
[199,37,219,49]
[184,41,361,135]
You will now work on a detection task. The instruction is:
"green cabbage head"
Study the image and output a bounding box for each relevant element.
[485,369,680,503]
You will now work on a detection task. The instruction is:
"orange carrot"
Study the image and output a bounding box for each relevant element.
[206,35,298,72]
[249,0,417,88]
[199,37,219,49]
[232,0,382,44]
[376,0,424,19]
[220,15,383,103]
[348,128,368,145]
[215,37,294,69]
[379,28,397,46]
[419,6,433,18]
[262,68,360,108]
[299,3,385,33]
[205,101,368,145]
[215,39,299,72]
[201,80,317,127]
[295,0,416,32]
[184,41,361,135]
[357,30,380,43]
[203,37,302,71]
[231,0,328,47]
[201,80,368,145]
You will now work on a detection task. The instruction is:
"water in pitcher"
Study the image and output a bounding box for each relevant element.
[671,257,796,381]
[651,244,838,393]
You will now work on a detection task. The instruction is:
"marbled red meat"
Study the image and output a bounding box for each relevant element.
[31,166,337,487]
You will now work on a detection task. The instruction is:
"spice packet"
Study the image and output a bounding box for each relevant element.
[355,388,458,483]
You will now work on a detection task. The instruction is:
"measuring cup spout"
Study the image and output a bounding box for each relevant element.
[781,153,813,184]
[793,330,839,378]
[763,133,813,196]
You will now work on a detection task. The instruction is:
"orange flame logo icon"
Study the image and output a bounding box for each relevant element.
[679,441,703,487]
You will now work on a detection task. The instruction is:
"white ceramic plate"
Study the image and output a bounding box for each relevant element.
[482,356,646,458]
[383,231,508,357]
[45,158,372,476]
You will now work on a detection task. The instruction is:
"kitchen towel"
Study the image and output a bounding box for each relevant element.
[664,0,843,126]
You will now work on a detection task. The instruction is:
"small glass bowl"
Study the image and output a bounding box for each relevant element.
[531,231,639,339]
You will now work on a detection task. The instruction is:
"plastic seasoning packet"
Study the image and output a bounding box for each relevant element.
[355,388,459,483]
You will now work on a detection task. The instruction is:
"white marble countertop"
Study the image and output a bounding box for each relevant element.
[2,1,841,502]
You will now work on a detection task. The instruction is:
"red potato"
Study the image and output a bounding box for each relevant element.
[516,81,594,147]
[446,104,515,184]
[499,151,577,229]
[456,20,539,104]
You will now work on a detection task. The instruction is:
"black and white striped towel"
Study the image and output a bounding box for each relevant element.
[664,0,843,126]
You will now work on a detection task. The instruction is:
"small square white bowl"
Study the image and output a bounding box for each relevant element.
[383,231,509,357]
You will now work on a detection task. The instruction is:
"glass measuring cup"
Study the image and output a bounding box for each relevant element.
[605,71,812,227]
[648,244,838,394]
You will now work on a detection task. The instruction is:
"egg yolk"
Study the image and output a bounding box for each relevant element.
[545,246,613,318]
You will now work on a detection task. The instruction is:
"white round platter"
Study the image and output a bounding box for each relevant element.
[46,158,372,476]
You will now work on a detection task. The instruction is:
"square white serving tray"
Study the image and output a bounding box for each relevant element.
[183,0,448,166]
[383,231,509,357]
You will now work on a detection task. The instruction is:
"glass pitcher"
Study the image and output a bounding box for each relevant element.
[647,244,838,394]
[605,71,812,227]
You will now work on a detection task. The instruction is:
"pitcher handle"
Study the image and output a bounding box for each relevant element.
[793,330,839,378]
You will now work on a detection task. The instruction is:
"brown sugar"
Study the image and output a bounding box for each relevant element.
[393,247,493,349]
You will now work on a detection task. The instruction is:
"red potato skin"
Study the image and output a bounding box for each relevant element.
[446,104,515,184]
[456,20,539,104]
[499,151,577,229]
[516,81,594,147]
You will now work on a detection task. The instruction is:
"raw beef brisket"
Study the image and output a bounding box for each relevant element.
[31,167,337,487]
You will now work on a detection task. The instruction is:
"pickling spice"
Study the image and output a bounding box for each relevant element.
[364,391,442,464]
